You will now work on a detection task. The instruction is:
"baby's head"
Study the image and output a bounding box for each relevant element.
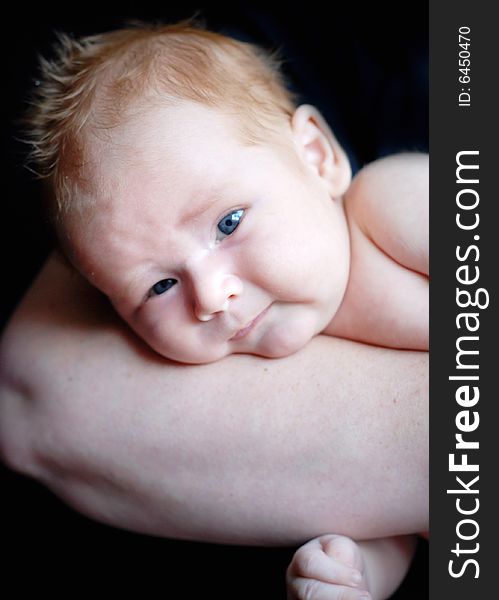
[26,21,352,363]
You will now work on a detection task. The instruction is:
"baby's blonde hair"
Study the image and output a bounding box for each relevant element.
[24,20,297,217]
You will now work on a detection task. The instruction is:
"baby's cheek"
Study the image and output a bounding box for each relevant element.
[246,236,303,292]
[130,304,174,351]
[136,314,228,364]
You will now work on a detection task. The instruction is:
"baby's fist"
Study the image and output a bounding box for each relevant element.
[286,534,371,600]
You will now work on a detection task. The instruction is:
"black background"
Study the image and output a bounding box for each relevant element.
[2,3,428,598]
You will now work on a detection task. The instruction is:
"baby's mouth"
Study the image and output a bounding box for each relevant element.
[229,305,271,342]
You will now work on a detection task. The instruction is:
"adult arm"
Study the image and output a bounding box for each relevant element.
[0,252,428,546]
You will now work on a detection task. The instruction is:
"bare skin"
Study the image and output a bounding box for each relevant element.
[0,252,428,546]
[286,534,418,600]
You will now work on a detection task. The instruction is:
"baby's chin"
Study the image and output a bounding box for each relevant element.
[229,322,317,361]
[144,318,318,364]
[164,345,305,365]
[152,345,230,365]
[150,337,308,365]
[251,331,312,359]
[256,315,320,357]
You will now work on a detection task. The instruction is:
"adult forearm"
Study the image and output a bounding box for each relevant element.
[0,253,428,546]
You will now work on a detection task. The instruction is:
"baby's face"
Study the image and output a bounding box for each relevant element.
[67,101,350,363]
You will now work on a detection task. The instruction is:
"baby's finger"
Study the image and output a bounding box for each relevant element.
[288,545,362,587]
[322,535,362,571]
[288,577,371,600]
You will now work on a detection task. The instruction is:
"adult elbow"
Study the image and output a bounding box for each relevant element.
[0,386,36,477]
[0,331,41,478]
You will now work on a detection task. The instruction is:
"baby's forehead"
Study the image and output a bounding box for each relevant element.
[84,100,239,170]
[87,94,297,172]
[86,102,267,186]
[69,100,299,226]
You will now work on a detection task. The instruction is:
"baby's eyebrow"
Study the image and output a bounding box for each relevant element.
[177,193,221,227]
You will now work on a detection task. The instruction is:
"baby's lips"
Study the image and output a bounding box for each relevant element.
[228,305,271,341]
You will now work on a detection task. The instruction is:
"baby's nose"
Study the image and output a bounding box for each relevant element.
[191,271,243,322]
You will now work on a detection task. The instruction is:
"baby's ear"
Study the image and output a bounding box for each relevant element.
[291,105,351,197]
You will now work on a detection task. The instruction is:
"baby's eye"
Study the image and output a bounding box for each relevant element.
[149,278,177,296]
[216,209,244,240]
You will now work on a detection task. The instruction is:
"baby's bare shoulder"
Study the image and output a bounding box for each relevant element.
[344,153,428,276]
[328,153,428,348]
[358,152,428,174]
[346,152,428,213]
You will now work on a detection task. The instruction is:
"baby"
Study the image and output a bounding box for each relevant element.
[24,22,428,600]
